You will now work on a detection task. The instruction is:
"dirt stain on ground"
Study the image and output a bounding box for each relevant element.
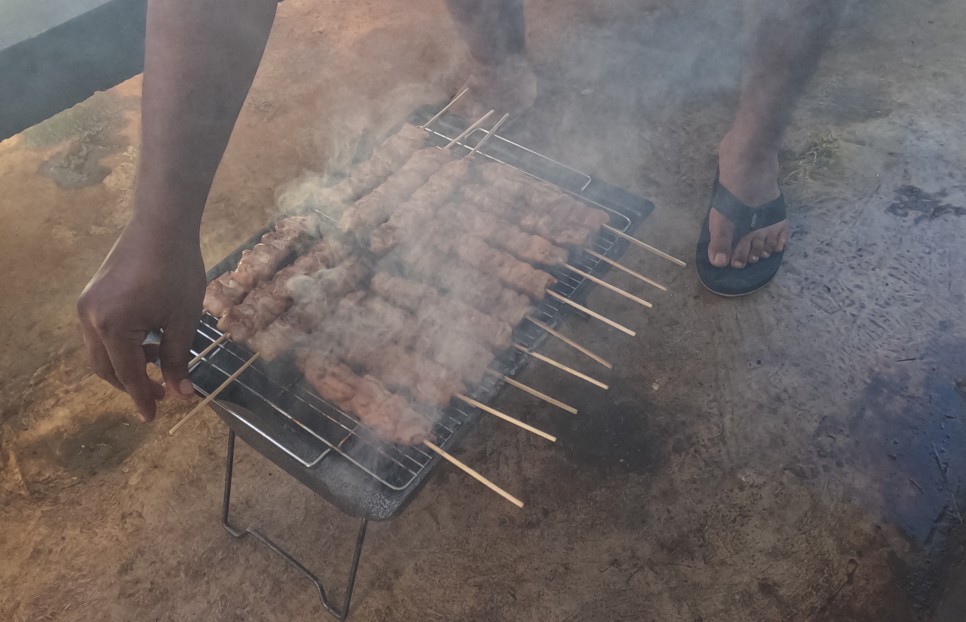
[887,185,966,224]
[23,412,150,479]
[556,394,667,475]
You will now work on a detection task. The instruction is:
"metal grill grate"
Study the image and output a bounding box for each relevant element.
[188,110,652,515]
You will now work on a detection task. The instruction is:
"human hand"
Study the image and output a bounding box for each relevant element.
[77,217,206,422]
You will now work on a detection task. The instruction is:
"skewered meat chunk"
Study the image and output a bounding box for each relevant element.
[385,240,534,326]
[247,312,304,361]
[405,221,556,300]
[369,158,471,254]
[215,239,347,341]
[309,312,465,408]
[202,214,322,316]
[457,183,594,247]
[435,202,570,266]
[339,148,453,234]
[454,234,555,300]
[244,262,373,363]
[203,272,248,318]
[231,214,322,289]
[296,351,431,445]
[478,162,610,231]
[369,273,513,352]
[330,293,494,388]
[335,123,429,202]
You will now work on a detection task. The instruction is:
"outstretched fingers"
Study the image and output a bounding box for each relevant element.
[160,318,198,400]
[104,332,163,422]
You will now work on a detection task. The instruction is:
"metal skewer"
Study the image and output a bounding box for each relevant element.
[513,344,609,390]
[585,250,667,292]
[188,332,230,368]
[525,315,613,369]
[455,394,557,442]
[563,264,653,309]
[545,290,636,337]
[467,113,510,158]
[421,88,469,130]
[486,369,577,415]
[423,440,524,508]
[169,352,262,436]
[601,224,686,267]
[444,110,495,150]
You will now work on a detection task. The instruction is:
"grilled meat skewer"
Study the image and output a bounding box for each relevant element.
[296,350,432,445]
[203,214,322,317]
[369,273,513,352]
[368,158,472,254]
[478,162,610,233]
[339,148,453,235]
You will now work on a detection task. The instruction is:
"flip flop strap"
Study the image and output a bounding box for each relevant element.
[712,180,787,239]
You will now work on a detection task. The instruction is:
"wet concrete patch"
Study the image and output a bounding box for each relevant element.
[39,141,114,188]
[23,412,150,479]
[555,395,667,474]
[886,185,966,224]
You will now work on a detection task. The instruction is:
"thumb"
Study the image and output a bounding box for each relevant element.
[160,320,197,398]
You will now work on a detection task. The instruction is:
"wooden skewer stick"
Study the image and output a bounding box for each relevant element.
[525,315,613,369]
[602,224,687,267]
[169,353,262,436]
[444,110,495,150]
[486,370,577,415]
[586,250,668,292]
[423,440,524,509]
[545,290,636,337]
[421,88,469,129]
[455,394,557,442]
[467,113,510,157]
[514,344,609,390]
[188,333,230,368]
[563,264,653,309]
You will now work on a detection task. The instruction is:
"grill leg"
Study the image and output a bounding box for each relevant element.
[221,430,369,621]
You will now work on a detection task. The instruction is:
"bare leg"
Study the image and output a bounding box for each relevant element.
[709,0,842,269]
[444,0,537,114]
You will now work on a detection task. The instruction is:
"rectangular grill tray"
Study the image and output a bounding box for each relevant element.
[188,108,654,520]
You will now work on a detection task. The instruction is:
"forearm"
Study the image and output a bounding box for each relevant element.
[134,0,278,236]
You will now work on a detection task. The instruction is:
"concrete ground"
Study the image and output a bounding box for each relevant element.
[2,0,965,620]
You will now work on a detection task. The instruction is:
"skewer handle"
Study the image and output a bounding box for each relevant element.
[494,372,578,415]
[602,224,687,267]
[545,290,636,337]
[514,344,609,390]
[169,352,262,436]
[444,110,495,150]
[423,440,524,509]
[456,394,557,442]
[421,88,469,129]
[564,264,653,309]
[468,113,510,157]
[525,315,614,369]
[188,332,230,368]
[586,250,668,292]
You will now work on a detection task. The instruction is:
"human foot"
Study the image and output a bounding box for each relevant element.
[708,135,789,269]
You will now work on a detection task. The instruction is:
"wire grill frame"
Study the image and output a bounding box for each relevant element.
[188,113,649,506]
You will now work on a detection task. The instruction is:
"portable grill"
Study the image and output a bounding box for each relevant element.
[187,106,654,619]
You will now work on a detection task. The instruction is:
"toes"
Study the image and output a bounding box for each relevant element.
[707,209,734,268]
[776,229,789,252]
[730,234,754,269]
[748,236,766,263]
[761,230,780,258]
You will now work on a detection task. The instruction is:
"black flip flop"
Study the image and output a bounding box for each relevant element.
[695,175,787,297]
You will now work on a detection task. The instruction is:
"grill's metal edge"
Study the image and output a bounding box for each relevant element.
[189,111,654,520]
